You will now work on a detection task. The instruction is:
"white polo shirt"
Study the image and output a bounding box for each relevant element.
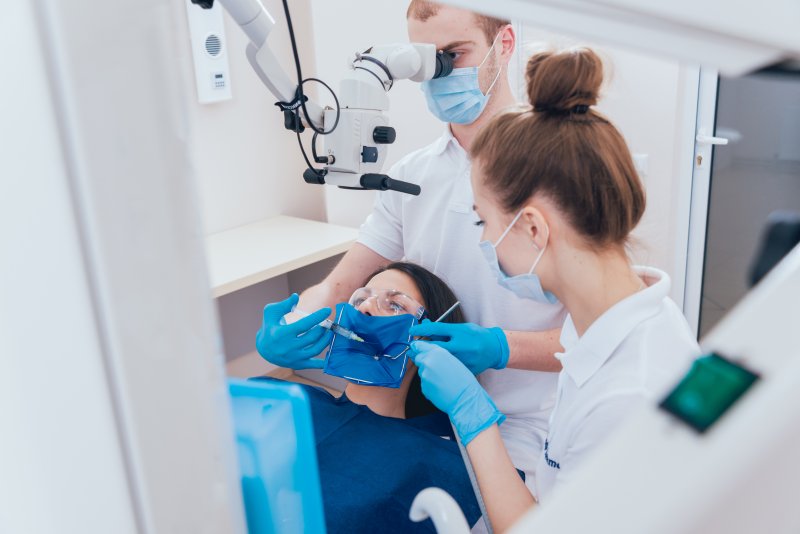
[534,266,699,502]
[358,129,567,486]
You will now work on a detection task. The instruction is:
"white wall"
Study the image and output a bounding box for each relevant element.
[177,0,333,363]
[552,37,692,285]
[177,0,327,235]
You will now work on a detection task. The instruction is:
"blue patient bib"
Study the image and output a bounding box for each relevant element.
[324,303,418,388]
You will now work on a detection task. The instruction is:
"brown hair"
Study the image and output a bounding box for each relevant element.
[406,1,510,45]
[471,48,645,248]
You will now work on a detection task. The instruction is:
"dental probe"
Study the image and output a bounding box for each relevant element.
[432,300,461,324]
[292,307,365,342]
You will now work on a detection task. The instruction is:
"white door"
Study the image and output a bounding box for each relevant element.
[684,69,723,337]
[684,67,800,338]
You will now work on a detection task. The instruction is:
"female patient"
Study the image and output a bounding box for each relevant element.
[256,262,482,533]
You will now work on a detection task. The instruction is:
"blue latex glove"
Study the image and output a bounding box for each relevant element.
[409,321,509,375]
[409,341,505,445]
[255,294,333,370]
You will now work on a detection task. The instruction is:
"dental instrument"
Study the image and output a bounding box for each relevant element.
[293,307,365,343]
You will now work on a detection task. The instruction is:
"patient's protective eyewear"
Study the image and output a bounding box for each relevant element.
[348,287,426,320]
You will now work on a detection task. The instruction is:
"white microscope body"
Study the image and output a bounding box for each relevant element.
[320,43,442,192]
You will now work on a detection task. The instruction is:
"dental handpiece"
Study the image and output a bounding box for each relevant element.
[293,307,365,342]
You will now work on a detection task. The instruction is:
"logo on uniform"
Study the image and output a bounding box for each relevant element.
[544,439,560,469]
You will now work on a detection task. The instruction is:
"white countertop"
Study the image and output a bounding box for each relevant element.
[205,215,359,297]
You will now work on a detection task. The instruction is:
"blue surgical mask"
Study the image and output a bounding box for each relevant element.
[478,210,559,304]
[421,34,503,125]
[323,303,418,388]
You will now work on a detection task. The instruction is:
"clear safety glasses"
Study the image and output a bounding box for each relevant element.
[348,287,426,320]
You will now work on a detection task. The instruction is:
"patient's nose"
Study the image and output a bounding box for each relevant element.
[357,296,380,316]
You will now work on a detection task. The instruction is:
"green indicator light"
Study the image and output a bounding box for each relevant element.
[660,352,759,433]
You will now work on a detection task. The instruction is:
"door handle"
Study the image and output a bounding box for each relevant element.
[696,133,729,145]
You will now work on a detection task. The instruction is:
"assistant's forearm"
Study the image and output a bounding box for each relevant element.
[467,425,536,532]
[505,328,563,372]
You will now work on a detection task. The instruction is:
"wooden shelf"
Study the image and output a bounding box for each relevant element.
[206,215,358,297]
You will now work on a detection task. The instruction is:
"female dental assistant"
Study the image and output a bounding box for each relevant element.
[409,48,700,532]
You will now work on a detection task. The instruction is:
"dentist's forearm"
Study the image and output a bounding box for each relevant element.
[505,328,563,372]
[297,242,390,318]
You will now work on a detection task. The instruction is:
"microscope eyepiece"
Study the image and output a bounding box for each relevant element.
[433,50,455,79]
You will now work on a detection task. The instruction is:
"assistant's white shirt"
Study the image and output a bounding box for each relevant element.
[358,129,566,486]
[534,266,700,502]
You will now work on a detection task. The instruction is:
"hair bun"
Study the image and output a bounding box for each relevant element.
[526,48,603,114]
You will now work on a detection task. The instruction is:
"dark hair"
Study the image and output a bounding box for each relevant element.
[406,0,510,46]
[363,261,465,418]
[471,48,645,248]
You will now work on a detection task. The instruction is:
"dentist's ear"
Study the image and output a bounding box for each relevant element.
[498,24,516,61]
[520,205,550,250]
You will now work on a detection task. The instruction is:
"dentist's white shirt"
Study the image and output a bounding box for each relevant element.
[534,266,699,502]
[358,128,566,488]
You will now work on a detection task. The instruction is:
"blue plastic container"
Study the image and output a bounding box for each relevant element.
[228,378,326,534]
